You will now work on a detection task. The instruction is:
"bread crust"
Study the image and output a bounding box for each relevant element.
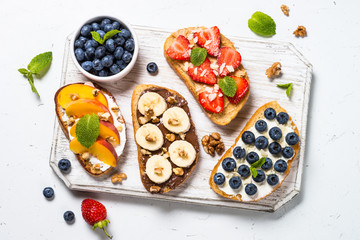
[131,84,199,193]
[209,101,300,202]
[164,26,250,126]
[54,82,125,177]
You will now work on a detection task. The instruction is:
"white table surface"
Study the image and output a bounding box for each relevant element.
[1,0,358,239]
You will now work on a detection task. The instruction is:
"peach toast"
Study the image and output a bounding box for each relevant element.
[54,82,126,177]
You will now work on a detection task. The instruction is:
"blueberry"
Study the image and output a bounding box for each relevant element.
[255,136,268,150]
[95,46,106,59]
[104,23,114,33]
[242,131,255,144]
[116,60,127,70]
[58,159,71,172]
[74,39,84,48]
[261,157,273,170]
[233,146,246,159]
[100,18,111,29]
[229,176,242,189]
[252,170,265,182]
[222,158,236,172]
[286,132,299,145]
[282,146,294,158]
[80,24,92,37]
[99,69,108,77]
[264,108,276,120]
[267,174,279,186]
[147,62,158,74]
[114,47,124,60]
[74,48,85,62]
[89,39,99,48]
[119,29,131,39]
[79,36,87,45]
[112,21,121,30]
[43,187,54,199]
[269,127,282,141]
[105,39,116,52]
[81,61,93,71]
[122,51,133,63]
[93,59,103,71]
[96,30,106,38]
[276,112,289,124]
[245,183,257,196]
[246,151,259,164]
[63,211,75,223]
[269,142,282,155]
[125,38,135,52]
[84,40,93,49]
[274,159,288,172]
[91,22,100,31]
[110,64,121,74]
[255,120,267,132]
[101,55,113,68]
[114,36,125,46]
[85,47,95,60]
[237,164,250,178]
[213,173,225,185]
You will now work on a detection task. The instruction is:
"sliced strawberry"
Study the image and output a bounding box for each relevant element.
[227,76,249,104]
[217,47,242,77]
[188,58,217,85]
[198,85,224,113]
[166,35,191,60]
[194,26,220,56]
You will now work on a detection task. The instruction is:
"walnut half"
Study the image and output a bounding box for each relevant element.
[293,26,307,37]
[281,5,289,16]
[265,62,282,79]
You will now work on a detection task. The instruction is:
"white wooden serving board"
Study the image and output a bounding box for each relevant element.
[49,25,312,212]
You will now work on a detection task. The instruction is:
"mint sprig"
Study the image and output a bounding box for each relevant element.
[75,114,100,148]
[91,30,120,45]
[248,11,276,36]
[190,48,207,67]
[18,51,53,98]
[250,157,266,178]
[218,76,237,97]
[277,83,293,97]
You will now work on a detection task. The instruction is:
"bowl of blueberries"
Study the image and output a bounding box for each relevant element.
[71,16,139,82]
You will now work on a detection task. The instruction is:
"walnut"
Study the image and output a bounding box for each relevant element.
[162,147,168,153]
[166,96,177,104]
[70,93,79,101]
[201,135,210,146]
[209,139,220,147]
[151,117,160,123]
[145,133,157,142]
[179,133,186,140]
[208,146,215,156]
[149,186,161,193]
[92,89,99,97]
[265,62,282,78]
[111,173,127,183]
[140,149,151,155]
[202,133,224,156]
[81,152,91,160]
[280,4,289,16]
[211,132,221,140]
[165,133,176,142]
[178,149,188,158]
[168,118,180,125]
[154,167,164,175]
[215,142,225,155]
[144,108,154,117]
[173,167,184,176]
[138,116,150,125]
[116,125,123,132]
[66,116,75,127]
[293,26,307,37]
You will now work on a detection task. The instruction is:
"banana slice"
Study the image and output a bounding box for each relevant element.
[162,107,190,134]
[135,123,164,151]
[146,155,172,184]
[138,92,167,117]
[168,140,196,168]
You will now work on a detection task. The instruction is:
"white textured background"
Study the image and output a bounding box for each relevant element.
[1,0,359,239]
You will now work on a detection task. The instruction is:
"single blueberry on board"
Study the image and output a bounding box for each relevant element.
[63,211,75,224]
[58,159,71,172]
[146,62,158,74]
[43,187,54,199]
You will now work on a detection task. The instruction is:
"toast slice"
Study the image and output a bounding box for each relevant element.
[164,26,250,126]
[209,101,300,202]
[54,82,126,177]
[131,84,200,193]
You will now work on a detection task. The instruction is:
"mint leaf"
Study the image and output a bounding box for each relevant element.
[248,11,276,36]
[18,68,29,75]
[27,73,40,97]
[103,30,121,42]
[91,30,121,45]
[76,114,100,148]
[91,31,104,44]
[277,83,293,97]
[250,167,258,178]
[218,76,237,97]
[190,48,207,67]
[251,157,266,168]
[27,52,52,75]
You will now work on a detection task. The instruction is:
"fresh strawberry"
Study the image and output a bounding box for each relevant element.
[198,85,224,113]
[217,47,242,77]
[194,26,220,56]
[188,58,217,85]
[166,35,191,60]
[81,199,113,239]
[227,76,249,104]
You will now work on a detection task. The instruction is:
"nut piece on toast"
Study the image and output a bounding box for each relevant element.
[209,101,300,202]
[164,26,250,126]
[131,84,200,194]
[54,82,126,177]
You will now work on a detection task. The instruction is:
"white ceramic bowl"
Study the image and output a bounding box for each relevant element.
[70,15,139,82]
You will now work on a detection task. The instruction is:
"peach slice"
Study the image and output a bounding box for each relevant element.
[69,138,118,167]
[70,120,120,145]
[65,99,114,123]
[56,84,108,109]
